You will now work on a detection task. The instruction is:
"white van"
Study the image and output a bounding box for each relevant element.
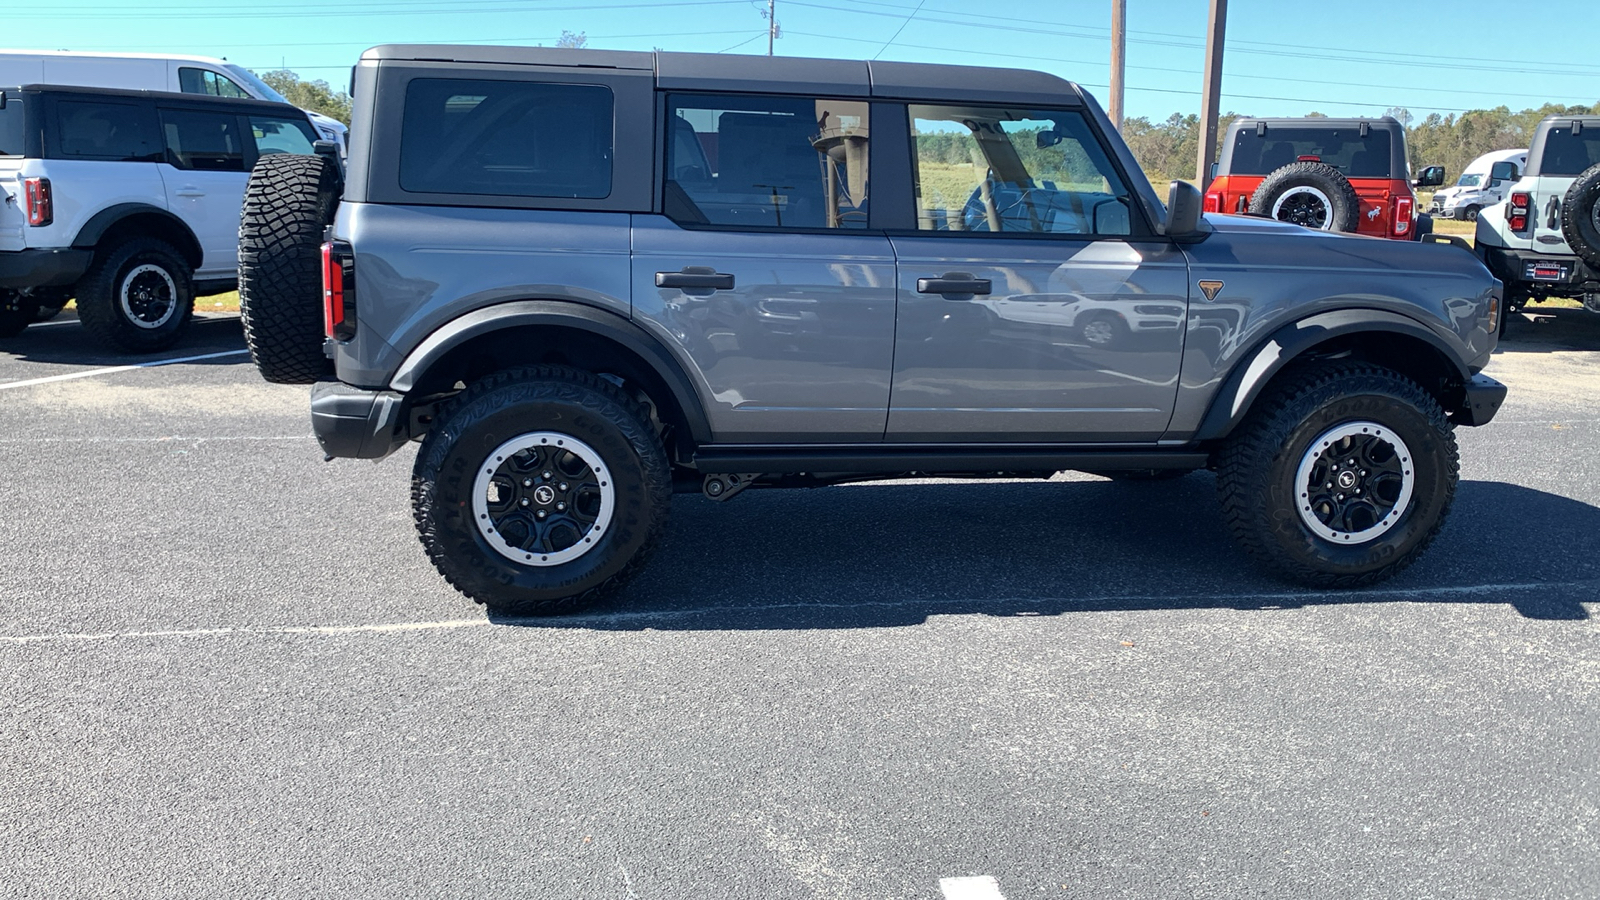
[0,49,346,153]
[1429,148,1528,221]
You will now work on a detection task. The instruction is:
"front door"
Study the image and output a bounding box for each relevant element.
[886,104,1189,443]
[631,92,895,443]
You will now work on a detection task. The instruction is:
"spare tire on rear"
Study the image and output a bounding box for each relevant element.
[239,153,341,385]
[1560,162,1600,270]
[1248,161,1362,233]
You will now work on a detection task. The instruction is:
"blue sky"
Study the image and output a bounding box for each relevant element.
[9,0,1599,122]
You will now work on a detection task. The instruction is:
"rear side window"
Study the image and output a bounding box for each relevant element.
[0,98,24,156]
[178,67,251,100]
[161,108,246,171]
[1538,125,1600,176]
[1227,127,1393,178]
[250,115,317,157]
[665,93,870,230]
[399,78,612,199]
[53,100,162,162]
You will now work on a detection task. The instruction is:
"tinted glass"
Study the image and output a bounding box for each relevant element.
[53,100,162,162]
[399,78,612,199]
[665,94,869,230]
[250,115,316,156]
[178,67,250,99]
[161,108,245,171]
[909,105,1132,236]
[0,97,23,156]
[1227,127,1393,177]
[1538,125,1600,176]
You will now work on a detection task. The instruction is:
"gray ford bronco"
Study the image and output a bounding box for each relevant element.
[236,46,1507,615]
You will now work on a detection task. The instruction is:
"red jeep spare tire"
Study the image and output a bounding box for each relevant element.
[1248,161,1362,233]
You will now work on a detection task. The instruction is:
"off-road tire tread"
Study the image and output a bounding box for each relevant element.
[1248,161,1363,233]
[411,365,673,616]
[76,238,194,352]
[238,153,340,384]
[1216,362,1459,587]
[1559,162,1600,269]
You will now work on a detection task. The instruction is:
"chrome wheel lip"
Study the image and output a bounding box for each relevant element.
[119,264,179,330]
[471,431,615,567]
[1293,420,1415,545]
[1272,186,1335,230]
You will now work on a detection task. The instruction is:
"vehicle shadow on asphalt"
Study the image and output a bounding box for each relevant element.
[1500,307,1600,352]
[0,313,246,370]
[494,477,1597,630]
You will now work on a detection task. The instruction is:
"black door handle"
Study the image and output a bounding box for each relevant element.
[917,272,992,297]
[657,267,735,292]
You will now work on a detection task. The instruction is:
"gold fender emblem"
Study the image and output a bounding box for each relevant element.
[1198,280,1225,302]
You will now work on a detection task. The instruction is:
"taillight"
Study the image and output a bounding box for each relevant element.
[1393,196,1413,236]
[1508,191,1531,233]
[321,241,355,342]
[1204,192,1223,213]
[24,177,51,227]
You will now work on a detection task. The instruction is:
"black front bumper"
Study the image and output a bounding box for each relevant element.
[310,379,409,459]
[0,248,93,289]
[1453,373,1507,427]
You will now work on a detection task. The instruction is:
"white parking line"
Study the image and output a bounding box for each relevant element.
[940,875,1006,900]
[0,348,248,390]
[0,619,488,644]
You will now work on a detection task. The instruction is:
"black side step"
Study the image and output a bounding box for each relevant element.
[691,445,1210,475]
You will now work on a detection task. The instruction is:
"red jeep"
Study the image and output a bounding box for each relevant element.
[1205,116,1444,240]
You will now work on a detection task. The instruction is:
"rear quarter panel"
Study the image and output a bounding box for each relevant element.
[18,158,168,250]
[1165,216,1498,439]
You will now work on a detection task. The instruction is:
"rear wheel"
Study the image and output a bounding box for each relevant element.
[0,290,34,338]
[1217,363,1458,586]
[1249,162,1362,233]
[412,366,673,616]
[75,238,194,353]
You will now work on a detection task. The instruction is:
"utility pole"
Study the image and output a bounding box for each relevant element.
[1109,0,1126,131]
[768,0,776,56]
[1195,0,1227,187]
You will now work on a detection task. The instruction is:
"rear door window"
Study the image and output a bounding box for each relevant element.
[399,78,612,199]
[1227,127,1392,178]
[1537,125,1600,176]
[160,108,246,171]
[52,99,163,162]
[249,114,317,157]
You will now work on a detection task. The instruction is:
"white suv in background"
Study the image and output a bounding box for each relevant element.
[0,84,323,350]
[0,49,347,154]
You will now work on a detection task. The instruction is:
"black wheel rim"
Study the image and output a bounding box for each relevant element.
[473,432,614,566]
[1273,189,1332,229]
[1294,421,1415,543]
[119,264,178,329]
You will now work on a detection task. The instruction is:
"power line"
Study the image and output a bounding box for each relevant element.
[870,0,925,61]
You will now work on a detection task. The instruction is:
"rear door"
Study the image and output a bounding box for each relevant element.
[156,104,250,277]
[884,103,1189,442]
[631,91,895,442]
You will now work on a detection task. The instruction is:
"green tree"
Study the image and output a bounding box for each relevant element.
[258,70,352,125]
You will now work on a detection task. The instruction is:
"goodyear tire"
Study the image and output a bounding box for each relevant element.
[1216,363,1458,587]
[1560,162,1600,270]
[412,365,673,617]
[239,153,340,384]
[1248,162,1362,233]
[75,238,195,353]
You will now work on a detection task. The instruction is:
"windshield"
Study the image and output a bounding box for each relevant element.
[1455,173,1481,187]
[223,64,291,105]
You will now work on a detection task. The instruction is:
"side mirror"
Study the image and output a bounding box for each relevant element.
[1036,129,1062,149]
[1165,180,1204,237]
[1489,161,1517,183]
[1413,165,1445,188]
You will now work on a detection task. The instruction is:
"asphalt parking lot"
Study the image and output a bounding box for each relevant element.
[2,309,1597,899]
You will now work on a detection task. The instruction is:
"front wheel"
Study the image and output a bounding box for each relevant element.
[412,366,673,616]
[1462,205,1482,222]
[1216,364,1458,587]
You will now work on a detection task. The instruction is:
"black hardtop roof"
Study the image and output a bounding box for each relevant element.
[6,82,306,114]
[358,44,1087,106]
[1217,115,1409,179]
[1226,116,1404,131]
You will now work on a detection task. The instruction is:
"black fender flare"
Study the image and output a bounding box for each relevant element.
[389,299,714,444]
[1193,309,1471,441]
[72,203,203,268]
